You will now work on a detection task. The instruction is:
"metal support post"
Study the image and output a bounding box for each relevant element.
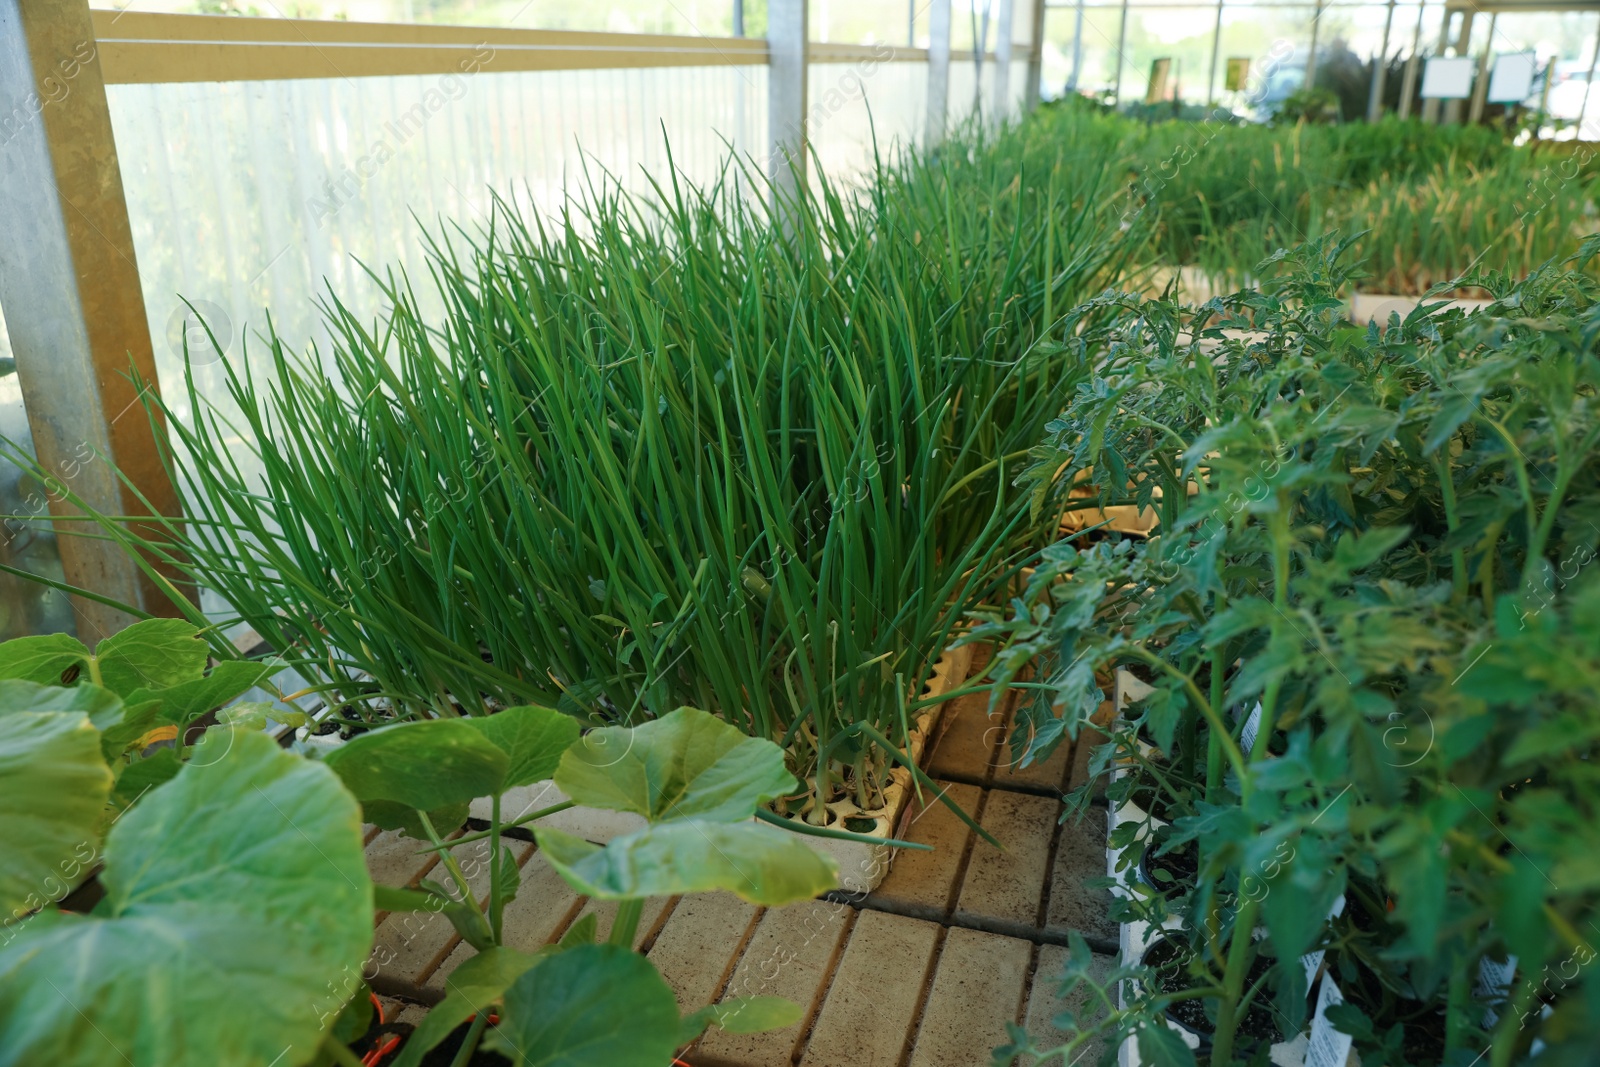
[1397,1,1427,119]
[1206,0,1223,110]
[1467,12,1495,125]
[926,0,951,143]
[1368,0,1396,122]
[1441,7,1475,124]
[1306,0,1325,90]
[1027,0,1049,109]
[1111,0,1129,109]
[767,0,808,202]
[993,0,1015,125]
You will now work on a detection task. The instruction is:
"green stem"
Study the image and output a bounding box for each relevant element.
[449,1012,491,1067]
[320,1035,366,1067]
[417,800,577,852]
[754,806,931,850]
[851,723,1002,847]
[938,449,1033,504]
[1214,505,1296,1058]
[1178,670,1200,784]
[1522,465,1575,589]
[1433,452,1469,604]
[1121,646,1246,783]
[610,898,644,949]
[488,794,505,945]
[1209,897,1261,1067]
[418,811,488,928]
[1489,976,1540,1067]
[1245,505,1294,775]
[1482,416,1538,557]
[1445,958,1470,1055]
[1478,520,1504,617]
[1206,627,1227,804]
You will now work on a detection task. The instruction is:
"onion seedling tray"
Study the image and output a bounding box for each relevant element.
[468,643,976,894]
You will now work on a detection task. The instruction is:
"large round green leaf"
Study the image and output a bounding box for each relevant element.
[0,729,373,1067]
[553,707,796,823]
[464,705,580,790]
[485,943,680,1067]
[125,660,278,727]
[0,680,122,725]
[323,719,509,814]
[394,946,549,1067]
[0,634,89,686]
[0,712,113,920]
[91,618,210,697]
[536,822,838,905]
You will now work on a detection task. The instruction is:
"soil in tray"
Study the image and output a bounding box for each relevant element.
[1141,936,1282,1052]
[1339,968,1453,1065]
[311,704,401,741]
[1125,777,1200,823]
[1139,833,1201,894]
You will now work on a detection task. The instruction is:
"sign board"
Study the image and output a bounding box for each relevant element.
[1146,58,1171,105]
[1487,51,1538,103]
[1224,57,1250,93]
[1420,55,1475,99]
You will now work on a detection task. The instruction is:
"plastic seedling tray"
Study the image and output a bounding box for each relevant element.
[1348,292,1493,325]
[469,644,977,895]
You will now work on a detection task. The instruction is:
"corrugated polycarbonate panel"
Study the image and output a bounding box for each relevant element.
[106,64,768,438]
[947,56,984,128]
[808,58,929,183]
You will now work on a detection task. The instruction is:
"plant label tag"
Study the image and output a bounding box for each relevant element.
[1300,895,1348,986]
[1305,975,1354,1067]
[1476,954,1517,1026]
[1240,701,1263,752]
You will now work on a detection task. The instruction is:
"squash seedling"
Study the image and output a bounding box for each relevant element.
[322,705,841,1067]
[0,620,374,1067]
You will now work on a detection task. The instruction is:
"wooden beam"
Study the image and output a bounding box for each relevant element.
[0,0,186,639]
[91,11,770,84]
[810,41,929,62]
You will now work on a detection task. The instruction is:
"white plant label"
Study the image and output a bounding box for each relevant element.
[1241,701,1263,753]
[1305,975,1354,1067]
[1300,896,1348,987]
[1477,954,1517,1027]
[1118,668,1157,710]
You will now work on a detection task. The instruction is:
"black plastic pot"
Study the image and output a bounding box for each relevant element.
[344,997,411,1067]
[1138,936,1282,1055]
[1136,834,1201,895]
[1339,967,1450,1065]
[414,1018,512,1067]
[1123,778,1198,824]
